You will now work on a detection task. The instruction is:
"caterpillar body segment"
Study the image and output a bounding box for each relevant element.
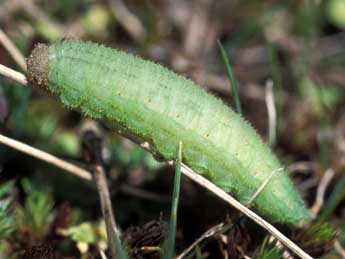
[27,40,311,227]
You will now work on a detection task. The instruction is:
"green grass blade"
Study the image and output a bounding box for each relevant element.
[113,232,129,259]
[217,40,242,114]
[162,142,183,259]
[0,180,15,238]
[319,174,345,221]
[253,237,283,259]
[0,181,15,198]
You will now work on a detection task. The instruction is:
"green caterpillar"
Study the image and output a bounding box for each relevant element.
[26,40,311,227]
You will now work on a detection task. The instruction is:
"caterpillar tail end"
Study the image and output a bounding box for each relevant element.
[26,43,49,90]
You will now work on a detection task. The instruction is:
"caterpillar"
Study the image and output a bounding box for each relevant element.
[26,40,311,227]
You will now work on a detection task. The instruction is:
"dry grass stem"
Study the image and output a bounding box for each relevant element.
[0,63,27,86]
[0,28,26,70]
[265,79,276,146]
[246,167,283,207]
[310,168,336,217]
[93,165,120,259]
[177,163,313,259]
[99,249,108,259]
[0,134,92,180]
[334,239,345,258]
[178,166,283,259]
[176,222,225,259]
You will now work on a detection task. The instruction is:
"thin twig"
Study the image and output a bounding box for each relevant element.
[176,222,224,259]
[81,125,123,259]
[310,168,335,217]
[176,164,313,259]
[0,134,92,180]
[246,168,283,207]
[265,79,277,146]
[99,249,108,259]
[334,239,345,258]
[0,28,26,70]
[0,64,27,86]
[93,165,121,259]
[178,167,283,259]
[0,67,313,259]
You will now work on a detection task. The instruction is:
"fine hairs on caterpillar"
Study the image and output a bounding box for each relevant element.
[26,40,311,227]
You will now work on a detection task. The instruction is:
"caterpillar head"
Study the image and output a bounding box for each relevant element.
[26,43,49,90]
